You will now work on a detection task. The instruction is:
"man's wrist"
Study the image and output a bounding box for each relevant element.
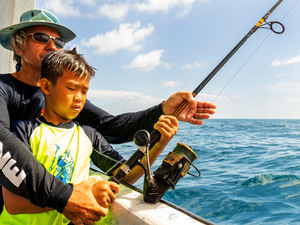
[47,182,74,213]
[160,101,166,115]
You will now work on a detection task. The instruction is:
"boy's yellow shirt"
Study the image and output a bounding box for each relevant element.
[1,121,92,225]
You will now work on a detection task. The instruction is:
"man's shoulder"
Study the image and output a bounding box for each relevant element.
[75,122,103,142]
[0,73,25,96]
[12,117,41,134]
[0,73,14,88]
[76,123,96,135]
[0,73,12,79]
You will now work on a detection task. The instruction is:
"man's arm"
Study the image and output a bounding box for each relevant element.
[2,187,51,214]
[76,100,163,144]
[0,122,72,212]
[2,180,110,224]
[76,92,216,144]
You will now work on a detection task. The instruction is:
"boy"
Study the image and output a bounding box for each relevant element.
[0,49,178,224]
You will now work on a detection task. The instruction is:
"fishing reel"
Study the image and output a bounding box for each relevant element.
[109,129,200,203]
[143,141,200,204]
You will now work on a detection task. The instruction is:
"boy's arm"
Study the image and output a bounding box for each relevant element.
[122,115,178,184]
[89,115,178,185]
[2,187,51,214]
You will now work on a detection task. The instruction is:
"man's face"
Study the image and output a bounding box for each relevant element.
[20,25,62,70]
[44,69,90,125]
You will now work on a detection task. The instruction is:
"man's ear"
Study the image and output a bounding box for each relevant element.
[13,44,25,56]
[40,78,52,95]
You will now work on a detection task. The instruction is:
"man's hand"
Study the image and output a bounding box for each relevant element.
[63,177,110,225]
[161,92,216,125]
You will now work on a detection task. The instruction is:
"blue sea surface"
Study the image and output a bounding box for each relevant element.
[111,119,300,225]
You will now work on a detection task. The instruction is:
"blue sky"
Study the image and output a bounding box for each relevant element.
[35,0,300,119]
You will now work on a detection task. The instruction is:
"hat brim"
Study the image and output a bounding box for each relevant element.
[0,21,76,50]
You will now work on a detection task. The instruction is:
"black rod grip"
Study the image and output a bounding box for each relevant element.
[149,129,161,150]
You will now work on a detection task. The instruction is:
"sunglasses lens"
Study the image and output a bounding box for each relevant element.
[33,32,50,43]
[54,38,65,49]
[32,32,65,49]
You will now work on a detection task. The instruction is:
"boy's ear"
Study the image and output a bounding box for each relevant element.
[40,78,52,95]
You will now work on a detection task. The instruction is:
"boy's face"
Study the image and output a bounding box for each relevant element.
[44,69,90,124]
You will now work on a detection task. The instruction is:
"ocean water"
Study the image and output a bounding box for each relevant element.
[111,119,300,225]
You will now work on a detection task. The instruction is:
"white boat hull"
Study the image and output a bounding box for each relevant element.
[92,170,215,225]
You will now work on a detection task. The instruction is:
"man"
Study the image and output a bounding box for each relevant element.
[0,9,216,225]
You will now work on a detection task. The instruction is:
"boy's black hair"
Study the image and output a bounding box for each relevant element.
[41,48,95,85]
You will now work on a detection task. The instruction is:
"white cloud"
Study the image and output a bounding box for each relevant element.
[162,80,180,87]
[43,0,81,17]
[230,94,243,100]
[37,0,211,21]
[267,101,278,106]
[134,0,195,13]
[37,0,211,20]
[88,90,162,114]
[126,49,168,71]
[195,92,231,106]
[133,0,210,17]
[267,82,300,95]
[99,3,130,21]
[276,73,288,78]
[271,54,300,66]
[182,61,206,69]
[78,0,96,7]
[81,22,154,54]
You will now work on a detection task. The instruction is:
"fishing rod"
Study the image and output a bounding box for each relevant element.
[149,0,285,149]
[109,0,285,202]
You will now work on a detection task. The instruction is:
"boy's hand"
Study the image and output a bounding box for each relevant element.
[63,177,109,225]
[154,115,178,147]
[92,180,120,208]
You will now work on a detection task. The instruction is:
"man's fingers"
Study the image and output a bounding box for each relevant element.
[197,101,216,109]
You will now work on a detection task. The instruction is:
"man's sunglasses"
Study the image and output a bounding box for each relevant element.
[28,32,65,49]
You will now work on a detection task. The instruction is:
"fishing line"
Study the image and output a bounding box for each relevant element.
[179,0,300,144]
[92,148,126,173]
[210,0,299,104]
[210,31,273,104]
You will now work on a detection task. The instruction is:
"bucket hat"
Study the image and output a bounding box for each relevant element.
[0,9,76,50]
